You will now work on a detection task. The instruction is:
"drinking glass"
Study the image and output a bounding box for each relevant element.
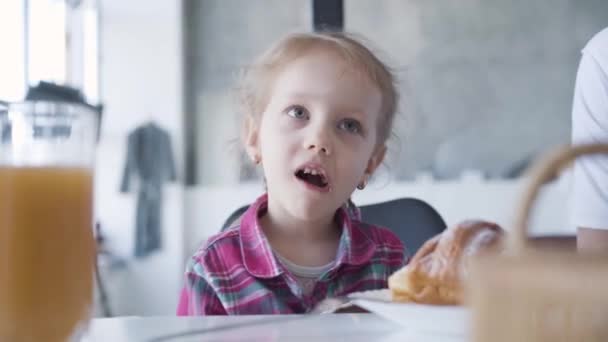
[0,101,99,342]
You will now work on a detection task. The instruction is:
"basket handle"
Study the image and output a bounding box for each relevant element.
[511,143,608,253]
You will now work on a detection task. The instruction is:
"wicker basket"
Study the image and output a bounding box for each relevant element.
[469,143,608,342]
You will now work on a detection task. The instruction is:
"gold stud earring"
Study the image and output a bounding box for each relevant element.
[357,176,368,190]
[251,154,261,165]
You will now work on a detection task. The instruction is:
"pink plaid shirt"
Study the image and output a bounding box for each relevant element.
[177,194,406,315]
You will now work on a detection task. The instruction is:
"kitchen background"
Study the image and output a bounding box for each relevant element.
[1,0,606,316]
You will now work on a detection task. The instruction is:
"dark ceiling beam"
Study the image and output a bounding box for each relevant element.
[312,0,343,32]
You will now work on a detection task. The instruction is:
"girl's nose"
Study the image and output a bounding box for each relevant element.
[304,128,332,156]
[307,143,330,155]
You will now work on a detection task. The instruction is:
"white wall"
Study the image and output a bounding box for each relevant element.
[96,0,184,316]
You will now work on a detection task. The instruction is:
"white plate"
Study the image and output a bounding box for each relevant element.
[349,289,470,336]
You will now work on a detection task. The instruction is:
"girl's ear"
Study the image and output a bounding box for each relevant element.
[243,115,261,162]
[364,144,387,176]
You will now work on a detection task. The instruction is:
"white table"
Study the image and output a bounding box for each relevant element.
[84,314,466,342]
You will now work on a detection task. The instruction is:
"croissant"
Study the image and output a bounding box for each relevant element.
[388,220,505,305]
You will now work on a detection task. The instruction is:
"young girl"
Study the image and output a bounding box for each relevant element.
[177,31,406,315]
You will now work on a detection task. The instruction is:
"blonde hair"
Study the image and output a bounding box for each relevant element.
[237,31,398,145]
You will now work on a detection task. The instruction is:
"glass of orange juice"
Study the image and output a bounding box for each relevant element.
[0,101,99,342]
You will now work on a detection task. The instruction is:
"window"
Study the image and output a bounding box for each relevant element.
[81,7,99,102]
[27,0,67,86]
[0,0,26,101]
[0,0,99,103]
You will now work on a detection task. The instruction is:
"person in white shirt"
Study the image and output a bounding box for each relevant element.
[570,27,608,253]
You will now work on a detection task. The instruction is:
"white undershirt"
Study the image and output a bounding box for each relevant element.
[274,252,335,296]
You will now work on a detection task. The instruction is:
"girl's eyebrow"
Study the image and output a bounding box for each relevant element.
[280,91,317,100]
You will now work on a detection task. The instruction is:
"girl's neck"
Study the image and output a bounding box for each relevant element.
[260,198,341,244]
[260,199,342,267]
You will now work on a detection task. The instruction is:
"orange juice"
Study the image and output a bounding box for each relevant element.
[0,167,95,342]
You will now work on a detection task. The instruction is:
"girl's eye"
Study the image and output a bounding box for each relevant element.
[286,106,309,120]
[338,118,363,135]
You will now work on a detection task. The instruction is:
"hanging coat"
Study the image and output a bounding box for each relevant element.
[120,122,176,257]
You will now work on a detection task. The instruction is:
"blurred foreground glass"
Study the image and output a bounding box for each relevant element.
[0,101,98,342]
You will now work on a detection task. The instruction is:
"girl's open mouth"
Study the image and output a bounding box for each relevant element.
[294,166,330,191]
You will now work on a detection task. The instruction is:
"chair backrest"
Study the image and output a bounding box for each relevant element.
[220,198,447,255]
[358,198,446,254]
[221,205,249,231]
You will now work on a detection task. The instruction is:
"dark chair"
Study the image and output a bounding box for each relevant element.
[221,205,250,231]
[359,198,446,254]
[220,198,447,255]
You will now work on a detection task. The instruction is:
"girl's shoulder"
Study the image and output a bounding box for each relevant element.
[350,220,407,267]
[352,220,404,251]
[189,226,243,268]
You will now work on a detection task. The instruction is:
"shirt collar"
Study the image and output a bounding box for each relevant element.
[334,204,377,267]
[240,194,377,279]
